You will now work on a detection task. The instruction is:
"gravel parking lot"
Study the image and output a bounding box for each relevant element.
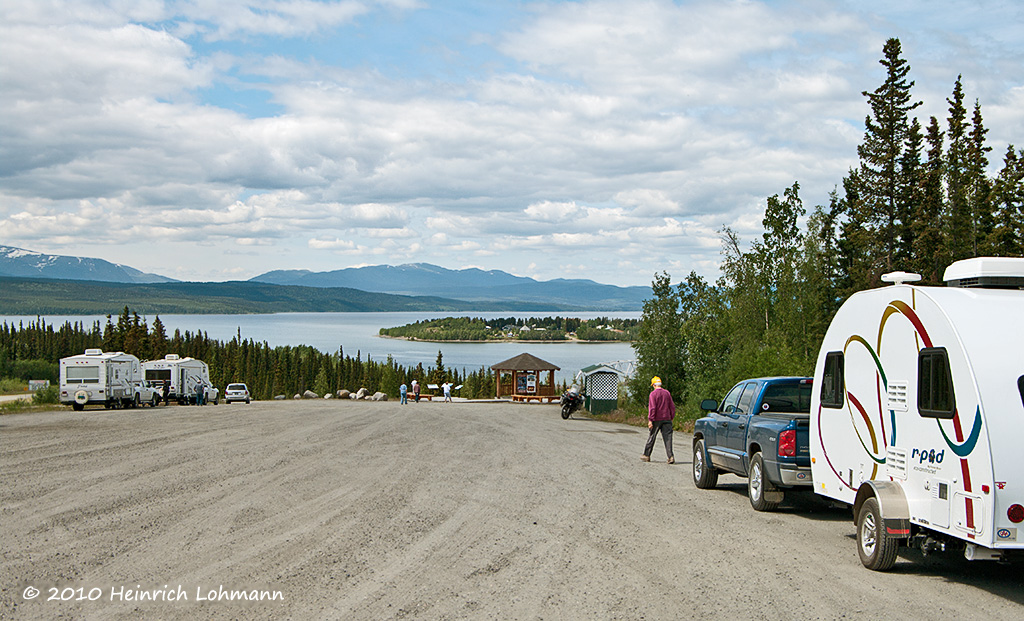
[2,400,1022,619]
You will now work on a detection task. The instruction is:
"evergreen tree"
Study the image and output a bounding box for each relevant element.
[856,37,922,272]
[989,145,1024,255]
[945,75,972,262]
[968,100,994,255]
[913,116,947,282]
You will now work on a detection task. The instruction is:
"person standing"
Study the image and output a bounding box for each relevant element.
[400,383,408,405]
[442,382,452,402]
[642,376,675,464]
[412,380,420,403]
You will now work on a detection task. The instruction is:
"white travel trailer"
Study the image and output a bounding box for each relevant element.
[142,354,218,405]
[60,349,145,410]
[810,257,1024,570]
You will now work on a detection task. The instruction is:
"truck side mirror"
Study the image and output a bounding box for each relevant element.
[700,399,718,411]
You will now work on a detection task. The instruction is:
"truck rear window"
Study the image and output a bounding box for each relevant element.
[761,383,812,413]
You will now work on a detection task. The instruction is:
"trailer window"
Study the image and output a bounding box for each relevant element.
[918,348,955,419]
[146,369,171,382]
[66,366,100,383]
[820,352,844,408]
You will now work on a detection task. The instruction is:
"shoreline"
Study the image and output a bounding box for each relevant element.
[376,334,631,344]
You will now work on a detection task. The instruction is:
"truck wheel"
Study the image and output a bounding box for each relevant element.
[748,452,781,512]
[150,394,159,407]
[692,439,718,489]
[132,394,140,408]
[857,497,899,571]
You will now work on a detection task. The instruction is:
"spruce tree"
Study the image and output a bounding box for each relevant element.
[913,117,947,283]
[856,37,922,272]
[989,145,1024,256]
[968,100,994,255]
[945,76,971,262]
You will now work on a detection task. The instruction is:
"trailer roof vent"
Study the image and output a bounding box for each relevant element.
[165,354,180,360]
[84,348,103,356]
[881,271,921,286]
[944,257,1024,289]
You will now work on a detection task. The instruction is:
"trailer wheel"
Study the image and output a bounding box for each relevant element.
[857,497,899,571]
[748,452,781,512]
[692,439,718,489]
[72,402,84,412]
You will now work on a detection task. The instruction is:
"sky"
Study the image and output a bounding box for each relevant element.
[1,0,1022,287]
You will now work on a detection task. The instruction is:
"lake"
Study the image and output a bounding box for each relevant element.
[3,311,639,384]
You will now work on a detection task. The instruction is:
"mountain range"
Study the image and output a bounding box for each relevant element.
[250,264,649,310]
[0,245,173,284]
[0,244,649,312]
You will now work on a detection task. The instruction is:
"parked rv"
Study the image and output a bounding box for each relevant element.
[60,349,149,410]
[142,354,219,405]
[810,257,1024,570]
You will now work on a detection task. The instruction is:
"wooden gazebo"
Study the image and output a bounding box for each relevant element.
[490,353,560,402]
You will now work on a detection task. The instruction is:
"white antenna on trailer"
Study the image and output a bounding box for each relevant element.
[881,271,922,286]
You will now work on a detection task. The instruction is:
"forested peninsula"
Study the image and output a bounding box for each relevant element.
[378,316,638,342]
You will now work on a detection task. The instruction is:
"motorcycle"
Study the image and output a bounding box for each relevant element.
[560,388,584,419]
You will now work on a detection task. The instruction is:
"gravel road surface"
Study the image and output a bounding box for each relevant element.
[2,400,1022,619]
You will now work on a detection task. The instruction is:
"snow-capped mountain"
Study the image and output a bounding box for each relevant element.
[0,245,175,284]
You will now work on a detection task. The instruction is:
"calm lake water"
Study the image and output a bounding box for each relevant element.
[3,311,639,384]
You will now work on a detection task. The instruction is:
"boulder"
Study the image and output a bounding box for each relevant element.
[337,389,351,399]
[372,392,388,401]
[303,390,319,399]
[293,394,301,400]
[274,395,286,400]
[354,387,370,400]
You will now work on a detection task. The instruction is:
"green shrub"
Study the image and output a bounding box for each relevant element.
[32,385,60,405]
[0,378,27,394]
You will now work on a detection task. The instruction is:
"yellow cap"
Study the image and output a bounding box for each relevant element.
[651,376,661,386]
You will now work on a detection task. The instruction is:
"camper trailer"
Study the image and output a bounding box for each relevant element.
[142,354,219,405]
[810,257,1024,570]
[60,349,145,410]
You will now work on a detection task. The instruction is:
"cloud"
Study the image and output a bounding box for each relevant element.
[0,0,1020,286]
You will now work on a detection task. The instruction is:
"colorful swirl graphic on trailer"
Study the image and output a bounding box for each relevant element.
[817,298,984,499]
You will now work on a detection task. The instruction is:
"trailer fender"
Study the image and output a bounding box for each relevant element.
[854,481,911,539]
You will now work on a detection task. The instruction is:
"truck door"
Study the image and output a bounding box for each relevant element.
[708,382,745,469]
[722,381,760,459]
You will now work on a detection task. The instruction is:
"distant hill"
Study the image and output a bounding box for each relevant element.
[251,263,648,310]
[0,277,581,315]
[0,245,650,312]
[0,245,174,284]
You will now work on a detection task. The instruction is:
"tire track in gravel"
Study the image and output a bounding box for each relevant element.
[3,400,1023,620]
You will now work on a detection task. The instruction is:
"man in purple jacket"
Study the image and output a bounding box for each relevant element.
[642,376,675,464]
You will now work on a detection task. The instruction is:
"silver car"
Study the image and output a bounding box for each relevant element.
[224,383,251,404]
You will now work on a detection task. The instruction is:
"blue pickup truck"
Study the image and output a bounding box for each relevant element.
[692,376,813,511]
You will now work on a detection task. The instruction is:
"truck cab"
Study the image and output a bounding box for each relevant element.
[692,376,813,511]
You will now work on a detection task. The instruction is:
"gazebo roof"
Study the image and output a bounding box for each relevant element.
[490,352,560,371]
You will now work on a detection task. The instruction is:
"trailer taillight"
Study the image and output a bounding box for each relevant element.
[1009,504,1024,524]
[778,429,796,457]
